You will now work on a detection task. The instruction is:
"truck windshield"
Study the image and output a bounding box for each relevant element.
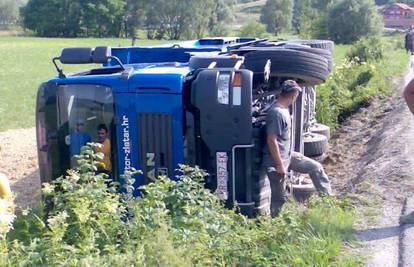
[36,84,114,182]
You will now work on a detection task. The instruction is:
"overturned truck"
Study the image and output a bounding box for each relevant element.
[36,37,334,216]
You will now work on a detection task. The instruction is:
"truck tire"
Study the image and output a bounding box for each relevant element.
[309,123,330,140]
[292,183,316,202]
[281,45,333,72]
[251,126,271,215]
[244,48,330,86]
[303,133,328,157]
[287,40,334,53]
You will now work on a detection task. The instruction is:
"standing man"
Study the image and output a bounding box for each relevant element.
[96,124,112,175]
[262,80,332,217]
[400,79,414,224]
[405,25,414,55]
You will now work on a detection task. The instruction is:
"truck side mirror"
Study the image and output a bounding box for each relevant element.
[60,47,93,64]
[52,46,124,78]
[92,46,111,64]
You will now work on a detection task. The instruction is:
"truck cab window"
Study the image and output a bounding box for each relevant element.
[36,84,114,182]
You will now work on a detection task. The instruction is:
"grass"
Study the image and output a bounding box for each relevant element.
[0,36,165,132]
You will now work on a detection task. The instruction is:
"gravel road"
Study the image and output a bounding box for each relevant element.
[323,60,414,266]
[0,128,40,209]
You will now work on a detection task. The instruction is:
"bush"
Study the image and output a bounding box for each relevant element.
[346,37,384,63]
[239,20,268,38]
[0,145,358,266]
[315,35,409,130]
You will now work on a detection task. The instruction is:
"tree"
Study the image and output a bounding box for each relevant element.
[327,0,383,44]
[21,0,125,37]
[260,0,293,36]
[239,20,268,38]
[295,0,339,39]
[144,0,233,40]
[80,0,126,37]
[125,0,147,38]
[21,0,67,37]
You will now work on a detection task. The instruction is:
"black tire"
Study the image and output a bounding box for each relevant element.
[251,126,271,216]
[303,133,328,157]
[244,48,329,86]
[281,45,333,72]
[292,183,316,202]
[287,40,335,53]
[309,123,330,140]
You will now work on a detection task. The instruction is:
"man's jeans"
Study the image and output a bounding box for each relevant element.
[264,152,332,216]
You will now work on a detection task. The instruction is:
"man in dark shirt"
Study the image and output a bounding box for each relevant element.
[263,80,332,217]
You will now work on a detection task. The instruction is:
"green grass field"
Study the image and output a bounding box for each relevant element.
[0,36,165,132]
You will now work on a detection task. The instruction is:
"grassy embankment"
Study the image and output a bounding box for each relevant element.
[316,34,409,130]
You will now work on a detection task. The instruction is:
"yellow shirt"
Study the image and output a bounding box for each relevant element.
[96,138,112,172]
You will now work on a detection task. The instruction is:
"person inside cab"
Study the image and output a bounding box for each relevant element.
[95,124,112,177]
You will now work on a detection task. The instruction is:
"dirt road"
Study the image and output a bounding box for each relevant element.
[0,128,40,209]
[1,62,414,264]
[323,61,414,266]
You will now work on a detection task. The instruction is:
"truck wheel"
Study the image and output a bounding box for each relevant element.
[303,133,328,157]
[292,183,316,202]
[309,123,330,140]
[281,45,333,72]
[251,126,271,215]
[287,40,334,53]
[244,48,330,86]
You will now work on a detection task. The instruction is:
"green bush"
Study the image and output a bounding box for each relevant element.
[316,35,410,131]
[239,20,268,38]
[346,37,384,63]
[0,145,358,266]
[316,59,379,129]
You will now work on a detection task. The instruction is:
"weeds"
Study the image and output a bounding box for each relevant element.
[0,146,358,266]
[316,36,409,131]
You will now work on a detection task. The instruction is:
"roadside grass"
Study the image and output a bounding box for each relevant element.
[0,36,165,132]
[316,34,409,130]
[2,151,360,266]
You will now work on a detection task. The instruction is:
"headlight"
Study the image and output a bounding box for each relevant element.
[217,73,230,104]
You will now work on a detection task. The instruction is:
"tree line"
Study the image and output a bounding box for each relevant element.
[19,0,234,39]
[2,0,384,44]
[260,0,382,44]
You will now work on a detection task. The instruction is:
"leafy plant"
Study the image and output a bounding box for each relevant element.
[1,144,359,266]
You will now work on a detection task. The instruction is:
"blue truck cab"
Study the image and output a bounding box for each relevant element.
[36,37,333,216]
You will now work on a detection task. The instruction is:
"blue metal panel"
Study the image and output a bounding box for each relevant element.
[111,47,223,65]
[128,73,185,94]
[114,93,140,194]
[112,89,184,196]
[49,73,129,93]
